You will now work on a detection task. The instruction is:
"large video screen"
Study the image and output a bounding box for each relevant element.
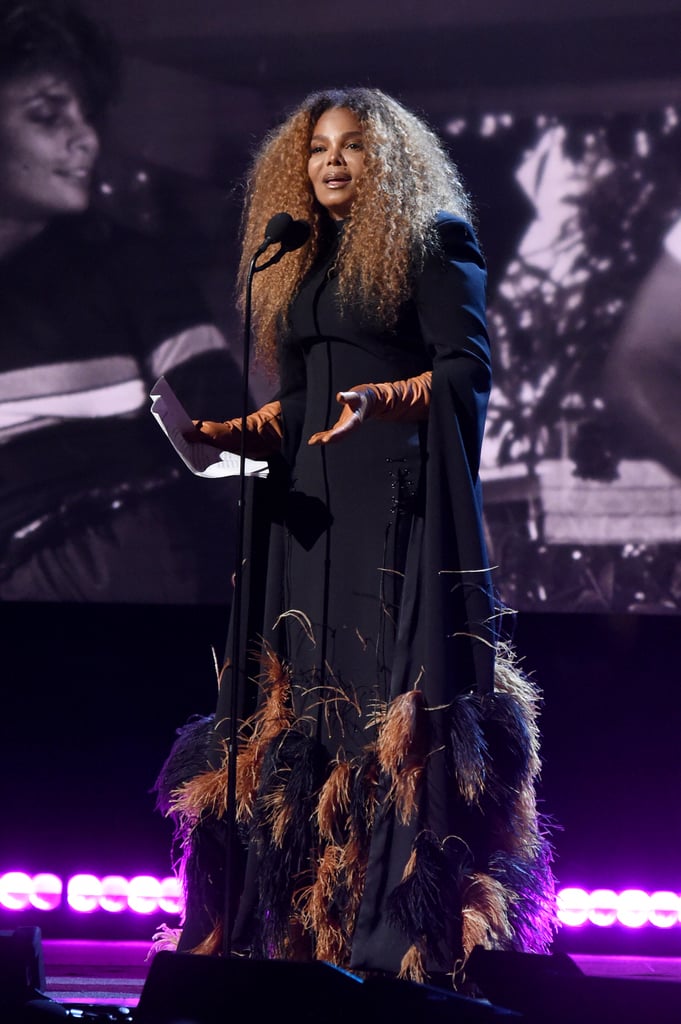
[450,105,681,614]
[2,0,680,611]
[0,2,249,606]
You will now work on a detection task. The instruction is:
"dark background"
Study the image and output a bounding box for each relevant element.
[2,0,681,954]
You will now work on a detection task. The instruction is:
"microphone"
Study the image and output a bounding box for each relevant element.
[254,212,311,259]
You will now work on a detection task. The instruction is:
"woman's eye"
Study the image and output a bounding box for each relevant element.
[310,145,325,155]
[28,107,60,127]
[25,94,90,131]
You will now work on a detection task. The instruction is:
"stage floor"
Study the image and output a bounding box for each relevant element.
[34,941,681,1020]
[44,939,150,1009]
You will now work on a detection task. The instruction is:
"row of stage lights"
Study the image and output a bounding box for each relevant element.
[1,873,681,928]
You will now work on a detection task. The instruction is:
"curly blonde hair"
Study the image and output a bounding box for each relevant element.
[236,87,473,377]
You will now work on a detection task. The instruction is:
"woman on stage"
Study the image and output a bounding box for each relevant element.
[156,86,557,987]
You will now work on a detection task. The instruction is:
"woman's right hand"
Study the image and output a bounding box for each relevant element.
[183,401,283,459]
[183,419,239,451]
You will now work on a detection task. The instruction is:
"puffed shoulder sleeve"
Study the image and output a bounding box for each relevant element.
[415,212,491,480]
[416,213,490,369]
[392,213,496,701]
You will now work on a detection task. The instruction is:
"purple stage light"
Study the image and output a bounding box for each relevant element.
[556,887,681,928]
[0,871,63,911]
[0,871,181,915]
[128,875,162,915]
[30,873,63,911]
[649,891,680,928]
[67,874,103,913]
[0,871,33,910]
[159,875,182,915]
[64,873,181,914]
[555,886,589,926]
[617,889,651,928]
[99,875,130,913]
[588,888,619,927]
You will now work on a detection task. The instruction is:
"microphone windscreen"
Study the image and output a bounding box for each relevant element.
[264,212,311,252]
[264,212,294,244]
[283,219,311,252]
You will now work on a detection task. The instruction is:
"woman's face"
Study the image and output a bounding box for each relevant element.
[308,106,365,221]
[0,72,100,226]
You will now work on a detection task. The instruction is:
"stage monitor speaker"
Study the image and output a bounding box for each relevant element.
[466,946,681,1024]
[0,927,45,1006]
[135,951,520,1024]
[136,953,364,1024]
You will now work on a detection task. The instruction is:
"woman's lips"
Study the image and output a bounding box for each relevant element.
[55,166,92,182]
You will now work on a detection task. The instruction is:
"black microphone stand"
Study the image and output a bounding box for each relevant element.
[221,241,288,956]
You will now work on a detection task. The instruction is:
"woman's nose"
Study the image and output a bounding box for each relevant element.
[67,108,100,157]
[71,121,99,156]
[326,146,345,165]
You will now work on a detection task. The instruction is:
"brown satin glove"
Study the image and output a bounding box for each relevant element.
[186,400,283,459]
[308,371,431,446]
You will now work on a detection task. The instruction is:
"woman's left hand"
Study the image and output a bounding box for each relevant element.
[307,388,373,446]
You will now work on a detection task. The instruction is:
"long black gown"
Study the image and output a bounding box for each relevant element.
[155,212,557,982]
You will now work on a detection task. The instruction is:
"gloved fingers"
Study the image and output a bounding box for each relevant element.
[337,389,370,417]
[307,391,367,446]
[183,418,237,450]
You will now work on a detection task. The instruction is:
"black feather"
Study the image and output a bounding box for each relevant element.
[488,832,559,953]
[447,693,489,805]
[481,692,533,807]
[152,715,215,816]
[250,729,329,956]
[386,831,447,946]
